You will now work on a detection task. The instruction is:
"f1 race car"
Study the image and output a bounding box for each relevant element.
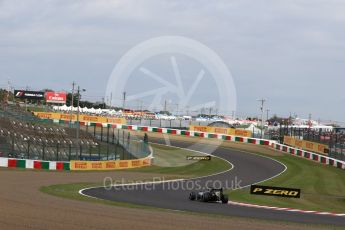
[189,188,229,204]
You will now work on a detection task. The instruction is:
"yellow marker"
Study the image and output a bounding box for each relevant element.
[253,188,263,193]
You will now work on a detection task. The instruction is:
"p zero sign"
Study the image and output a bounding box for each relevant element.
[186,156,211,161]
[14,90,45,100]
[45,92,67,104]
[250,185,301,198]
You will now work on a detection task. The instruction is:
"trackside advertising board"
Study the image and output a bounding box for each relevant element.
[284,136,329,155]
[70,157,152,171]
[14,90,45,100]
[189,125,252,137]
[45,92,67,104]
[250,185,301,198]
[34,112,127,124]
[186,156,211,161]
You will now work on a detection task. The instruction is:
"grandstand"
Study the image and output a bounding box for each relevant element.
[0,105,149,161]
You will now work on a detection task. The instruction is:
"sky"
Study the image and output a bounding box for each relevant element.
[1,0,345,122]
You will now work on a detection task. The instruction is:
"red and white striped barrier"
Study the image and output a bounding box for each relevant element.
[0,157,70,170]
[271,143,345,170]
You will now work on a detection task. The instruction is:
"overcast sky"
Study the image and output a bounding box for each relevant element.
[1,0,345,122]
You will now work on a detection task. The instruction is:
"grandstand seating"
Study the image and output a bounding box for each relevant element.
[0,105,148,161]
[0,105,98,161]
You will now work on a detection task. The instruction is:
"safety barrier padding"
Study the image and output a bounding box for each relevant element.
[271,143,345,170]
[0,157,70,171]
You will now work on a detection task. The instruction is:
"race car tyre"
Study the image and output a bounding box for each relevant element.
[221,194,229,204]
[202,192,210,202]
[189,192,196,201]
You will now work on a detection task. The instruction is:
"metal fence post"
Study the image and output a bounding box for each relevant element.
[11,135,14,156]
[114,141,117,160]
[27,140,30,159]
[112,128,115,144]
[98,144,101,160]
[127,132,130,149]
[42,143,45,160]
[68,144,71,161]
[107,125,110,143]
[116,139,119,160]
[79,144,82,160]
[101,126,103,141]
[106,143,109,160]
[56,142,59,161]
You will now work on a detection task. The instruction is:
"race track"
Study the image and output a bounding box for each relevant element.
[81,137,345,226]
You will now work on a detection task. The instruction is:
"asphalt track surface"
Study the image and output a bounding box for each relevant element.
[82,137,345,226]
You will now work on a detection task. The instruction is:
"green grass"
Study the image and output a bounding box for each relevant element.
[40,182,167,210]
[229,151,345,213]
[75,143,232,176]
[128,143,231,177]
